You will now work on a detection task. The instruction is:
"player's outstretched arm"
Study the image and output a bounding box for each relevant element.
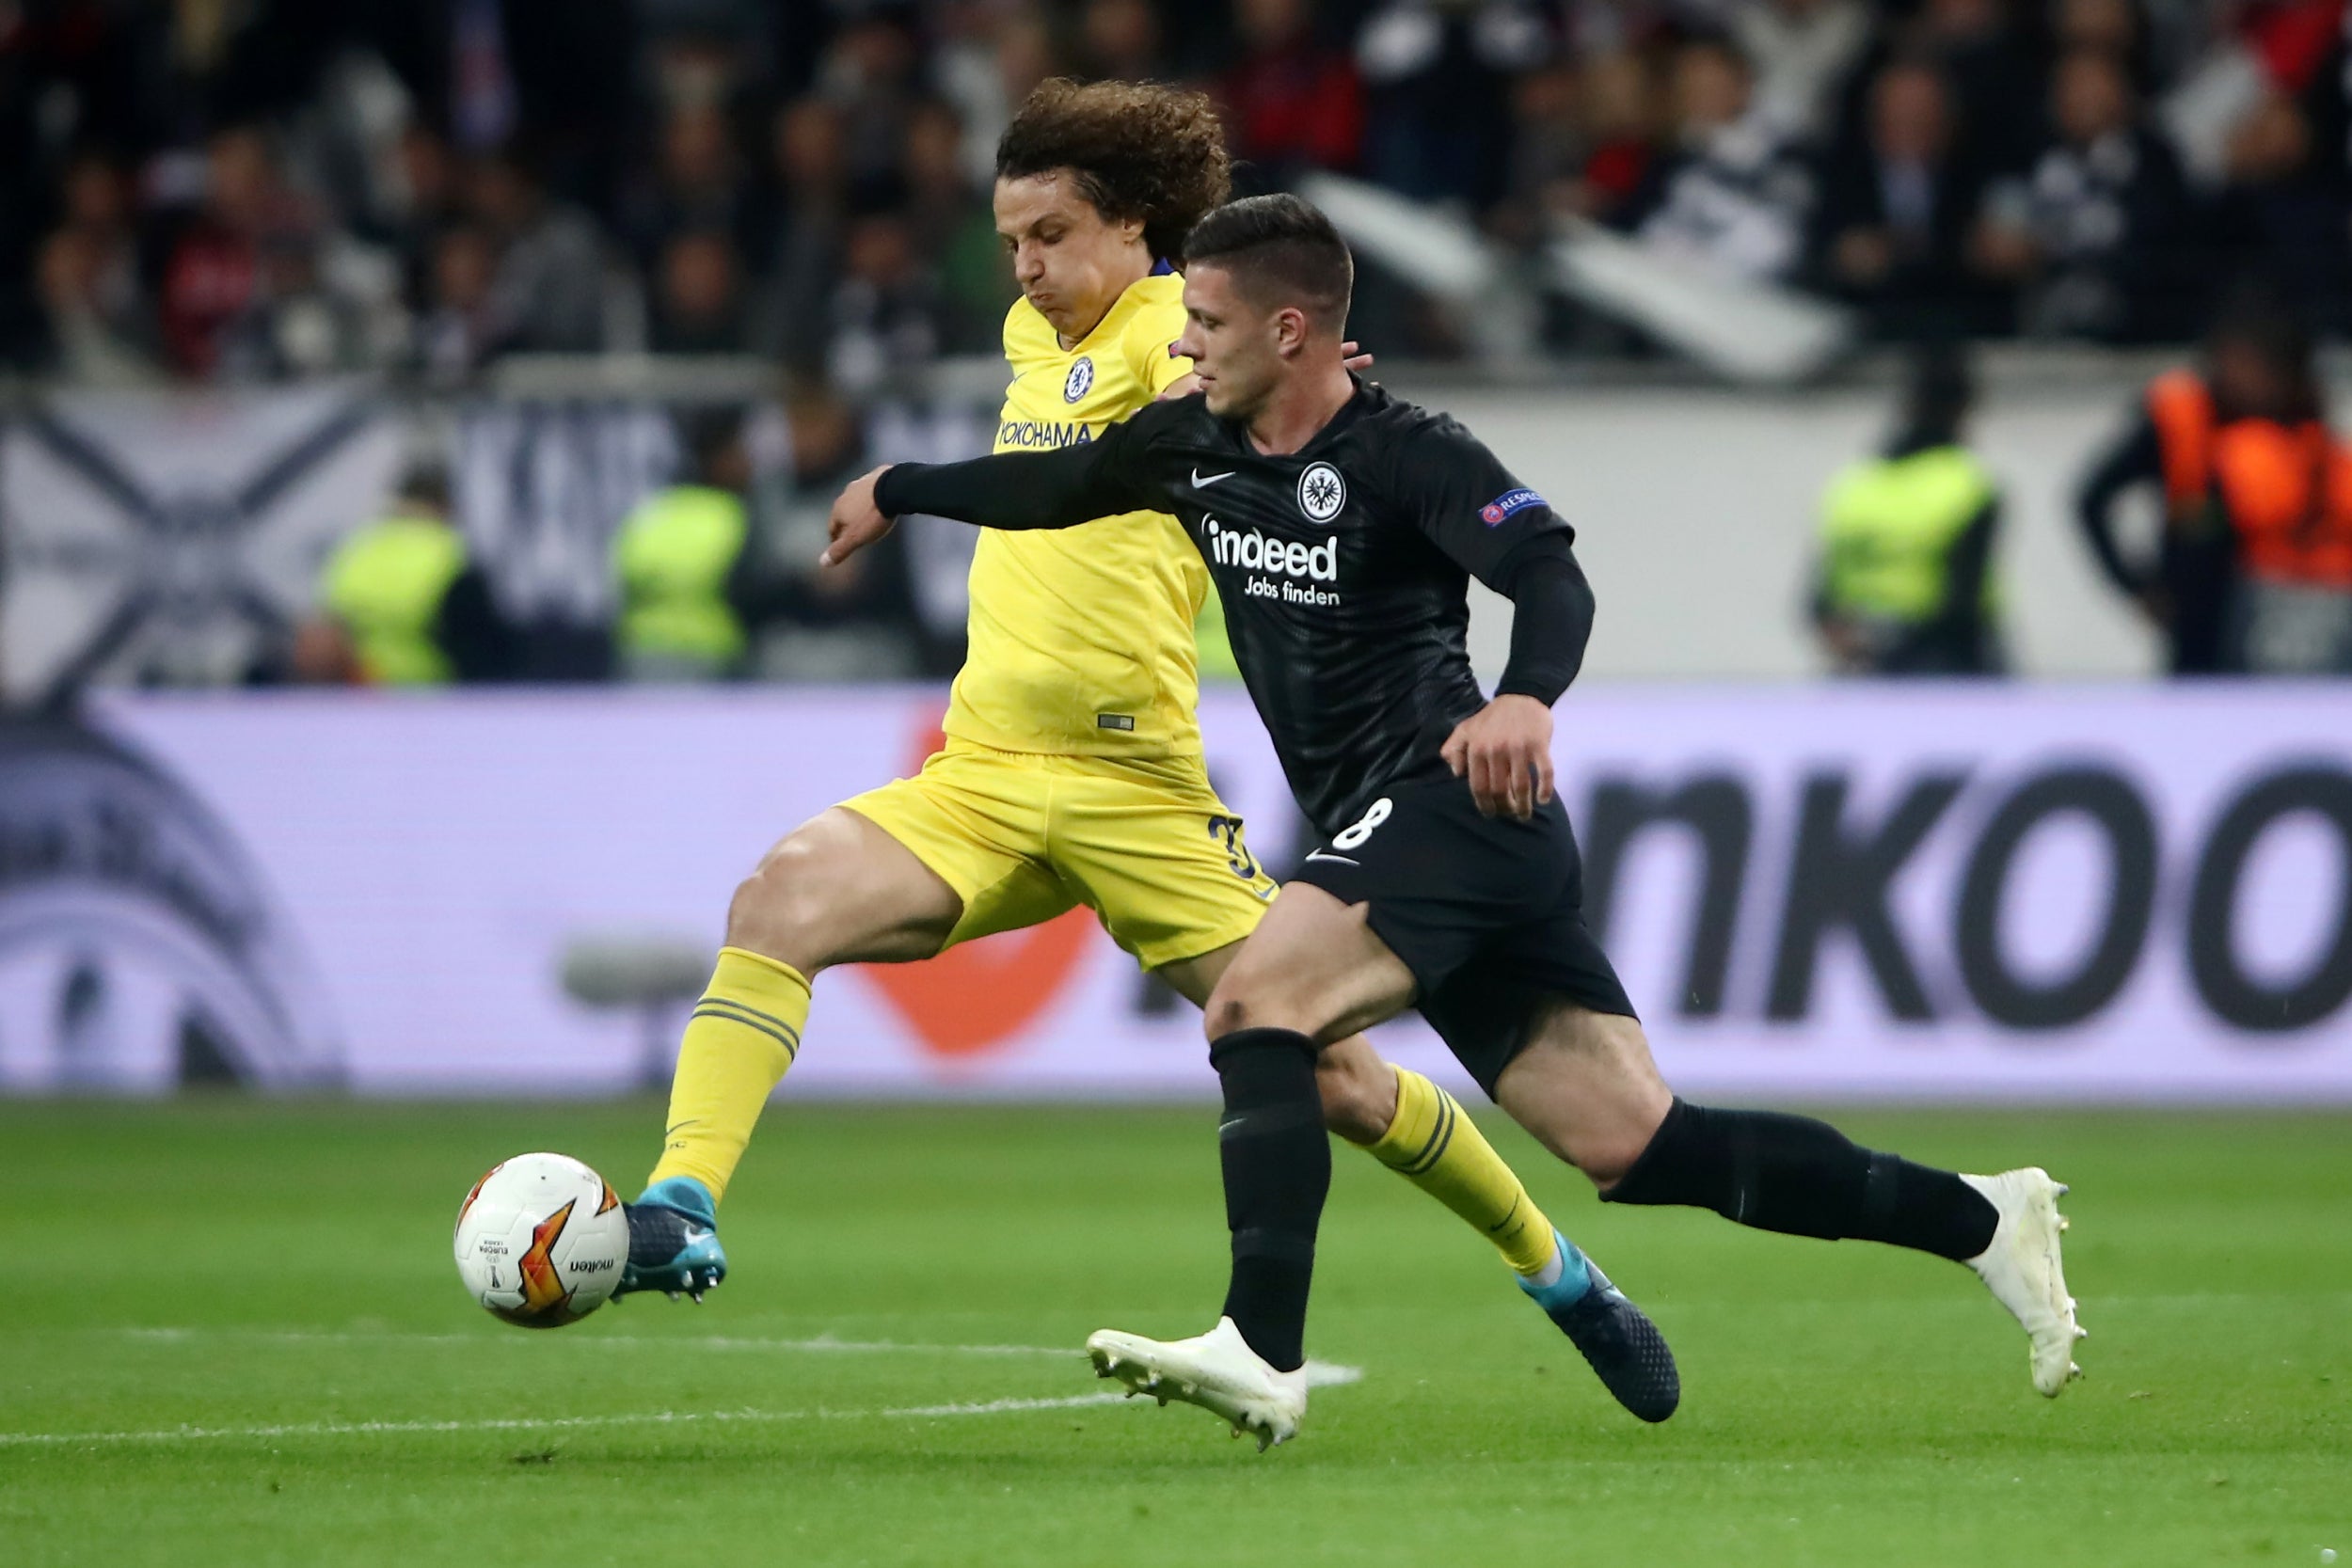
[821,415,1161,567]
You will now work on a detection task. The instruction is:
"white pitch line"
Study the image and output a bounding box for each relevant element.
[117,1327,1076,1357]
[0,1395,1130,1449]
[109,1328,1371,1383]
[0,1363,1362,1449]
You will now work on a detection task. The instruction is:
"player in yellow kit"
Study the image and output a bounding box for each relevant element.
[619,82,1628,1393]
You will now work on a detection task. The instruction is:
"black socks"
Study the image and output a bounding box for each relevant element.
[1209,1026,1330,1372]
[1602,1098,1999,1262]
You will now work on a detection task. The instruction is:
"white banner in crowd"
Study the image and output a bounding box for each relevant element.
[2,686,2347,1101]
[0,383,402,701]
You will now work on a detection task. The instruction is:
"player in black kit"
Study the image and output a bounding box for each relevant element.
[824,195,2083,1449]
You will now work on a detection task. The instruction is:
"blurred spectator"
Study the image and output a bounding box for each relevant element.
[2076,295,2352,674]
[819,183,949,396]
[1813,345,2005,675]
[743,383,935,680]
[2204,91,2350,335]
[1622,36,1815,283]
[1500,59,1590,236]
[412,222,508,384]
[624,102,754,274]
[1812,60,1997,336]
[2052,0,2153,87]
[1356,0,1551,209]
[155,126,319,379]
[296,464,516,687]
[382,126,468,302]
[1219,0,1365,187]
[649,230,753,355]
[1887,0,2044,176]
[1569,51,1664,224]
[931,0,1055,189]
[1075,0,1166,84]
[900,97,1015,350]
[32,150,156,383]
[819,6,930,182]
[612,412,754,682]
[467,149,609,352]
[764,96,851,365]
[1734,0,1872,142]
[1973,49,2195,341]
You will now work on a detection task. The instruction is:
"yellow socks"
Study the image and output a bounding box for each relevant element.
[1364,1067,1560,1277]
[647,946,811,1204]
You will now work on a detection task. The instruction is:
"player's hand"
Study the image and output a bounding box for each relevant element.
[1342,341,1373,374]
[1158,371,1202,401]
[1441,694,1554,821]
[821,466,898,567]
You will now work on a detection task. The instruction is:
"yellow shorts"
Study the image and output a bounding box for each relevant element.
[839,740,1279,970]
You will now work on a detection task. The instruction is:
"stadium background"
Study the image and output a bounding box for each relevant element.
[0,5,2345,1566]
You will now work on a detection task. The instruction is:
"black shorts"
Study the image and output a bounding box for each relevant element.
[1291,775,1637,1099]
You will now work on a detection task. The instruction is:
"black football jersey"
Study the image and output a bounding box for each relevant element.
[883,379,1574,833]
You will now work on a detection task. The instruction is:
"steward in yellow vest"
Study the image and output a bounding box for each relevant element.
[613,416,753,681]
[1814,347,2003,675]
[309,467,515,686]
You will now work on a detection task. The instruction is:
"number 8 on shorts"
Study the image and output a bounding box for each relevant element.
[1333,797,1391,850]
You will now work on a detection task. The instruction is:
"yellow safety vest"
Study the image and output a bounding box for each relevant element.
[1820,446,1999,624]
[612,485,749,673]
[323,515,470,686]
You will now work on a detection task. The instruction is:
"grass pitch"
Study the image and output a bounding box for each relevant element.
[0,1101,2344,1567]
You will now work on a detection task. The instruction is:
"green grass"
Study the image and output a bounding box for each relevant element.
[0,1101,2344,1567]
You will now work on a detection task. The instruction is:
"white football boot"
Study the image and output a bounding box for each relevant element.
[1086,1317,1310,1451]
[1961,1167,2085,1397]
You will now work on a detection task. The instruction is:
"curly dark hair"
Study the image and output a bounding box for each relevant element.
[995,78,1232,262]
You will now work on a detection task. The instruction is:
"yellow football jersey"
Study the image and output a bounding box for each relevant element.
[941,271,1208,757]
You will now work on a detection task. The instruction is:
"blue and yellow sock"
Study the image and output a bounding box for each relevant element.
[647,946,809,1205]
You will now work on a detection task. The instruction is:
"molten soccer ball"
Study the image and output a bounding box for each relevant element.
[453,1152,630,1328]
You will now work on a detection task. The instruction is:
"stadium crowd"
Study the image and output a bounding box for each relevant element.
[5,0,2350,382]
[4,0,2351,689]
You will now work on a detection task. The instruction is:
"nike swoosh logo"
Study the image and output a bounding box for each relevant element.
[1191,468,1234,488]
[1218,1118,1245,1134]
[1304,850,1359,866]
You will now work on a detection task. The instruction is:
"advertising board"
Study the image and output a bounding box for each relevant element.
[2,686,2344,1101]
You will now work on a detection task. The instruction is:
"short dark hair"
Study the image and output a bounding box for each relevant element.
[1181,195,1353,333]
[995,79,1232,261]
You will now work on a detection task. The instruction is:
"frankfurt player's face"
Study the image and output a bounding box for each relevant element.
[1174,264,1281,420]
[993,171,1149,342]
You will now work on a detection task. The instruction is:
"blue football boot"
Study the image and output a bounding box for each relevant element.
[616,1176,728,1302]
[1518,1229,1679,1422]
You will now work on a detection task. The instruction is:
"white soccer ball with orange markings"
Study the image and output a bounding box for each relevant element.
[453,1152,630,1328]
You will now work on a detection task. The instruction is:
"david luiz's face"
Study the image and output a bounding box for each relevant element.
[993,170,1148,343]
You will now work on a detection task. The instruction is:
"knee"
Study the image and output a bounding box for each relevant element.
[1201,979,1314,1045]
[1201,986,1257,1042]
[725,839,832,973]
[1573,1129,1656,1191]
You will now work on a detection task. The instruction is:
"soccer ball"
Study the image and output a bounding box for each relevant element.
[453,1152,630,1328]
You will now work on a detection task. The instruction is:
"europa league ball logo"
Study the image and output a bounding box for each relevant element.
[0,719,341,1092]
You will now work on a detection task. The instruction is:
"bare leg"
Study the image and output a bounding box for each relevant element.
[726,806,964,974]
[1492,1001,1673,1185]
[1156,932,1399,1142]
[642,808,964,1214]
